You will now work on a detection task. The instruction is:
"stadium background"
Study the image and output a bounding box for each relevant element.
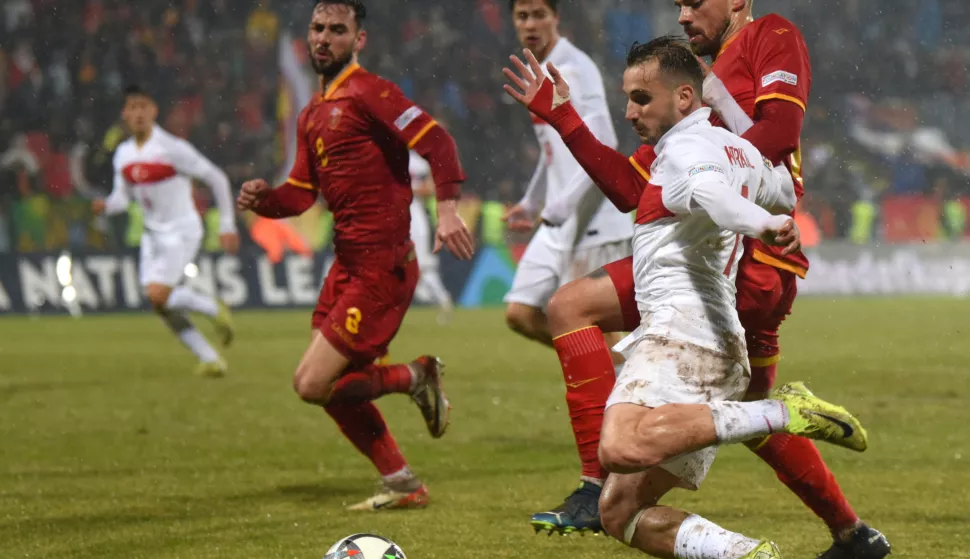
[3,2,970,558]
[2,0,970,313]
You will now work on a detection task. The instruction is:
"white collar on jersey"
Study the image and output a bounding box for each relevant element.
[655,107,713,153]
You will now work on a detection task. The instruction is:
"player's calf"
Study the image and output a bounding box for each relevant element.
[504,302,552,346]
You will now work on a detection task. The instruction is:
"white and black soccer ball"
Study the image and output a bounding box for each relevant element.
[324,533,407,559]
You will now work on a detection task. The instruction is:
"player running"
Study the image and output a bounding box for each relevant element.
[236,0,474,511]
[501,0,632,356]
[92,85,237,378]
[408,151,455,323]
[530,3,892,556]
[505,37,869,559]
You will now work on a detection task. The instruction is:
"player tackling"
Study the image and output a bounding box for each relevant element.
[505,36,869,559]
[501,0,634,528]
[530,2,891,556]
[236,0,474,511]
[92,85,237,378]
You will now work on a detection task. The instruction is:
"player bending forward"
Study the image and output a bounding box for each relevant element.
[504,39,869,559]
[529,2,891,556]
[408,151,455,324]
[93,85,237,378]
[236,0,474,511]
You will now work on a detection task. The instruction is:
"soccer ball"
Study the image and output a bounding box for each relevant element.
[324,533,407,559]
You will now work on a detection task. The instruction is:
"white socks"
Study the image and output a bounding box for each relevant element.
[382,466,420,492]
[707,400,789,444]
[161,311,220,363]
[674,514,760,559]
[167,286,219,317]
[178,328,221,364]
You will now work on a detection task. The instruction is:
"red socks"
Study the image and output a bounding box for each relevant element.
[324,401,408,476]
[753,433,860,534]
[327,364,413,404]
[319,363,414,478]
[553,327,615,481]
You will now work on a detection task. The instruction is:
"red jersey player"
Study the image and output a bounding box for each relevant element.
[236,0,474,512]
[528,2,892,557]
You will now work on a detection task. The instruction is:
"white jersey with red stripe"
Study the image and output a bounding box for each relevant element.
[107,125,235,235]
[525,38,632,250]
[621,108,794,358]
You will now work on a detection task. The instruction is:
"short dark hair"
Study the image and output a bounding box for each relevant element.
[509,0,558,13]
[315,0,367,27]
[123,84,153,101]
[626,35,703,95]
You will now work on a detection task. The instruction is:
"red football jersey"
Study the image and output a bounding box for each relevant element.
[710,13,812,277]
[286,64,444,257]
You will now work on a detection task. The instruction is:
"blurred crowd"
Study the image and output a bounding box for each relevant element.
[2,0,970,253]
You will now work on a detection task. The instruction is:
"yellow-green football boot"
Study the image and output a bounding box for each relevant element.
[770,382,868,452]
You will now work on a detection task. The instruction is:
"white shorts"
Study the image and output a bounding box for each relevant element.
[607,335,750,490]
[139,228,203,287]
[504,227,632,309]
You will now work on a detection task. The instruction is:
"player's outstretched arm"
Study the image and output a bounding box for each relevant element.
[94,170,132,216]
[503,49,645,214]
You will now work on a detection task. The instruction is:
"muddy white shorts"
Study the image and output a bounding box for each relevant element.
[607,333,750,490]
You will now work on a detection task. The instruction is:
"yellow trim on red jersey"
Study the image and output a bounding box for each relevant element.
[716,33,741,59]
[749,354,781,368]
[752,249,808,279]
[629,156,651,182]
[287,177,316,190]
[552,326,599,342]
[407,120,438,149]
[755,93,807,112]
[324,63,361,101]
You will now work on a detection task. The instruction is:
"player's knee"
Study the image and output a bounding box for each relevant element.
[546,285,584,333]
[145,285,171,310]
[504,303,541,339]
[599,490,635,540]
[292,366,331,404]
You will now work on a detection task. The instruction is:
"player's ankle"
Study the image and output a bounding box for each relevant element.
[382,466,421,493]
[833,520,863,544]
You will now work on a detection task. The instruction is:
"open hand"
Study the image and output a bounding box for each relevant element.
[502,49,571,120]
[434,200,476,260]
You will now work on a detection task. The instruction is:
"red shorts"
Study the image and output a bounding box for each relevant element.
[604,250,798,395]
[312,242,419,366]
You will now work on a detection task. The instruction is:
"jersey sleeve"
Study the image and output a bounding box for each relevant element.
[754,156,797,214]
[658,135,731,215]
[286,108,319,191]
[104,151,132,215]
[751,17,811,112]
[361,80,439,149]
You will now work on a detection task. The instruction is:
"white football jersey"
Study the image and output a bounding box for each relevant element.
[108,125,235,234]
[531,38,633,249]
[630,108,794,356]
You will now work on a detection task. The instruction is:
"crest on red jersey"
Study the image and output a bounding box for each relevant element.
[773,28,790,35]
[329,107,343,130]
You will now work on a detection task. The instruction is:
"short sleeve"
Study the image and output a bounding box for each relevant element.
[629,145,657,183]
[752,17,812,112]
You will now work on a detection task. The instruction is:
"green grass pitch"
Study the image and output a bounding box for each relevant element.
[1,298,968,558]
